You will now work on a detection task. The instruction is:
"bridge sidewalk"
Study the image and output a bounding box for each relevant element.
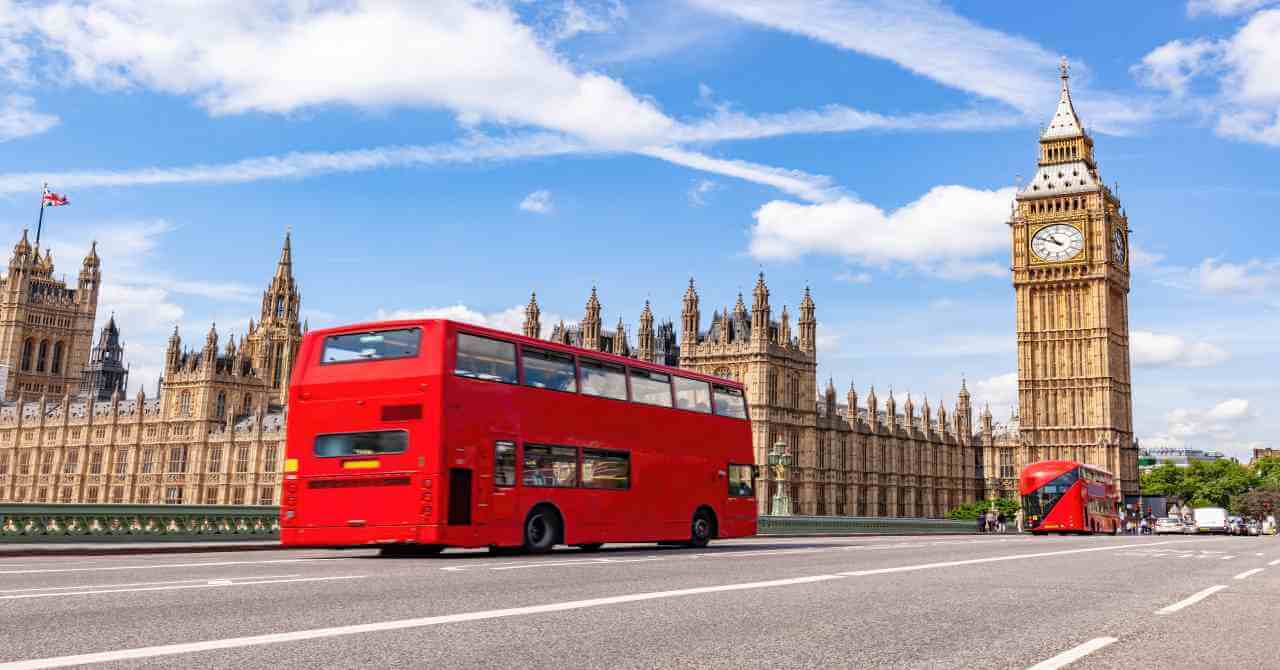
[0,540,283,558]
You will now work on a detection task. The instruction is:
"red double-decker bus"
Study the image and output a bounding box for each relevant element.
[1020,460,1121,534]
[281,319,757,554]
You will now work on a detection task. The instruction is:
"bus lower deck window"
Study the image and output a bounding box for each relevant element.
[523,445,578,487]
[455,333,517,383]
[728,464,754,497]
[494,441,516,487]
[582,449,629,490]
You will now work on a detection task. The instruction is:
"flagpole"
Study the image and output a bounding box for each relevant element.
[35,182,47,249]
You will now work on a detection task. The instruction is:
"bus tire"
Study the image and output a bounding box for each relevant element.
[575,543,604,553]
[523,505,561,554]
[688,508,716,548]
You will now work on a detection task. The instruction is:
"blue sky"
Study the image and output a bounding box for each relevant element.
[0,0,1276,459]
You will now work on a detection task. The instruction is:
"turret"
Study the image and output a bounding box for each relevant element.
[680,278,699,347]
[582,286,602,351]
[637,301,655,362]
[956,377,973,437]
[77,240,101,304]
[824,378,837,415]
[751,273,769,345]
[523,292,541,339]
[203,323,218,368]
[779,305,791,347]
[886,388,897,428]
[165,326,181,373]
[612,316,627,355]
[798,287,816,353]
[922,396,933,436]
[867,385,879,430]
[904,393,915,427]
[938,399,948,435]
[981,403,994,436]
[846,381,858,422]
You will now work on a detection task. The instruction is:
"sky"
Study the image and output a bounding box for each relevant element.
[0,0,1276,460]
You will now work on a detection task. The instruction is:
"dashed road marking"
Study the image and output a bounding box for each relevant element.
[0,575,363,600]
[0,558,345,576]
[1026,637,1117,670]
[1157,585,1228,615]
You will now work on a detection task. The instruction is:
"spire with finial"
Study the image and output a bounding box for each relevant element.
[612,315,627,355]
[522,291,541,339]
[1040,56,1084,141]
[846,380,858,422]
[637,300,655,362]
[798,286,816,353]
[751,272,770,345]
[778,304,792,346]
[681,277,700,346]
[582,286,602,350]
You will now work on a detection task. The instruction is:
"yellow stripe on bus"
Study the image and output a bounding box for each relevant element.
[342,460,381,470]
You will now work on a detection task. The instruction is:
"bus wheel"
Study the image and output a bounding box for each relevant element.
[523,506,561,554]
[575,543,604,553]
[688,509,715,548]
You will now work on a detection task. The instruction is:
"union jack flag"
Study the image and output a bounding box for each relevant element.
[41,188,69,207]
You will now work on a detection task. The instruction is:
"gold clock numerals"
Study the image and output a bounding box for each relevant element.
[1031,224,1084,262]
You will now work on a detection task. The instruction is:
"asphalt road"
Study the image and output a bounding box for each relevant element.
[0,533,1276,669]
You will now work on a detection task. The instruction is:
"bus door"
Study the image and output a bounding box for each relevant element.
[475,437,518,528]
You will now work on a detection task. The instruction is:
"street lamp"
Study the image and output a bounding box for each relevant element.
[768,440,792,517]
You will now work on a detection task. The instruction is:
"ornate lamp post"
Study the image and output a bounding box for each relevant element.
[768,440,792,517]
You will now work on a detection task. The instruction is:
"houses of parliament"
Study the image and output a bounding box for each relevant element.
[0,62,1136,515]
[0,231,299,506]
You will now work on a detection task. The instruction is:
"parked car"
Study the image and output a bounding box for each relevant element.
[1194,507,1231,534]
[1154,517,1185,535]
[1230,518,1248,536]
[1247,521,1262,536]
[1183,518,1198,534]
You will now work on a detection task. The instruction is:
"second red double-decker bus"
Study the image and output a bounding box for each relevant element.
[1020,460,1120,534]
[281,319,757,554]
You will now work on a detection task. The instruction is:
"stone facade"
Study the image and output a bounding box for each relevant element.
[0,232,300,506]
[1009,60,1139,495]
[525,275,986,518]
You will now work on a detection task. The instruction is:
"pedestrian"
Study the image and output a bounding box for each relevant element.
[1015,508,1024,533]
[997,511,1007,534]
[1139,517,1148,535]
[977,513,986,534]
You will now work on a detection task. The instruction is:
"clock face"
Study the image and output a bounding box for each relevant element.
[1113,229,1126,264]
[1031,224,1084,262]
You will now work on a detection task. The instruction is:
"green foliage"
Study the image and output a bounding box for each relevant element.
[1142,458,1280,516]
[946,498,1020,521]
[1232,485,1280,519]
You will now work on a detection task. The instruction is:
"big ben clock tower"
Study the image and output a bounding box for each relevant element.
[1011,59,1138,496]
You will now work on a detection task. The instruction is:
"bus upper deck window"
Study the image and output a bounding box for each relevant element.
[455,333,517,383]
[712,385,747,419]
[673,376,712,413]
[322,328,420,363]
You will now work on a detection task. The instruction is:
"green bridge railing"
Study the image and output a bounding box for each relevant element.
[0,504,280,542]
[0,505,974,543]
[757,515,976,536]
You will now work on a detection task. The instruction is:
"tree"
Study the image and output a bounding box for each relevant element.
[1232,486,1280,519]
[1141,464,1189,499]
[946,498,1020,521]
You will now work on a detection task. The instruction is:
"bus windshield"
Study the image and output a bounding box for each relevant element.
[1022,468,1079,518]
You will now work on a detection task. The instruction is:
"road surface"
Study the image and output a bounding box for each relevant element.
[0,533,1276,669]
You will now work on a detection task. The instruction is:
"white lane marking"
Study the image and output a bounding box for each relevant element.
[1156,585,1228,615]
[838,540,1191,577]
[1026,637,1118,670]
[0,575,301,594]
[1220,555,1236,560]
[0,574,845,669]
[1256,553,1264,557]
[1234,568,1263,580]
[0,575,364,601]
[0,558,343,575]
[1269,559,1280,566]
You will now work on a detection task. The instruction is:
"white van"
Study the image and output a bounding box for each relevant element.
[1194,507,1230,534]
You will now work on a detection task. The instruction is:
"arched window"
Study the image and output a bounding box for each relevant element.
[178,390,192,416]
[50,342,64,375]
[36,340,48,372]
[242,395,253,417]
[20,339,33,371]
[275,296,284,319]
[215,392,226,419]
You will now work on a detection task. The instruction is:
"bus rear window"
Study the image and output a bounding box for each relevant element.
[322,328,420,364]
[314,430,408,457]
[713,385,747,419]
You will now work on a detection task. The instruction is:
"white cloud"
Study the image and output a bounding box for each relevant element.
[519,189,554,214]
[688,179,718,206]
[546,0,627,41]
[1131,330,1230,368]
[1136,9,1280,146]
[1187,0,1278,16]
[0,133,585,195]
[1197,257,1279,294]
[1160,398,1255,444]
[374,305,532,336]
[641,146,838,203]
[0,94,57,142]
[746,185,1016,277]
[974,372,1018,409]
[675,104,1023,143]
[17,0,673,149]
[835,270,871,284]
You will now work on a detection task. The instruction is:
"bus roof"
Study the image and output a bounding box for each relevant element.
[307,318,746,389]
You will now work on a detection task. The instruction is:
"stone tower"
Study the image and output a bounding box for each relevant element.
[522,292,540,339]
[79,314,129,401]
[0,231,99,399]
[242,232,302,408]
[1011,59,1137,494]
